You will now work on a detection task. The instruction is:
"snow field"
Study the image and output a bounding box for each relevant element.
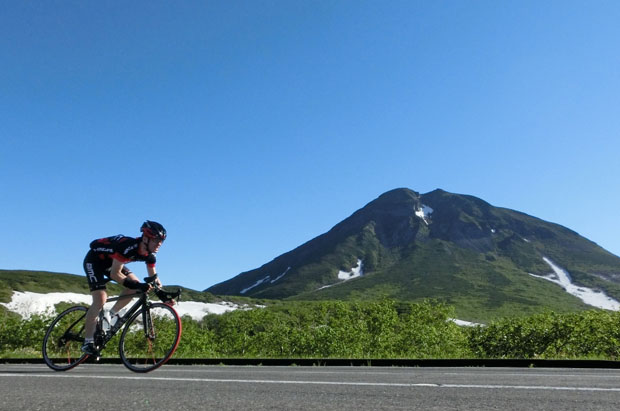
[1,291,239,321]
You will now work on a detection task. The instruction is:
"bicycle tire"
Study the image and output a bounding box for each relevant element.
[118,302,182,373]
[42,305,89,371]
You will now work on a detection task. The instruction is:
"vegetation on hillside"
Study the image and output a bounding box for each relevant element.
[3,299,620,361]
[0,269,221,304]
[0,270,102,303]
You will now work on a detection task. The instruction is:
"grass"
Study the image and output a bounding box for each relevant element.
[0,270,95,303]
[0,269,214,303]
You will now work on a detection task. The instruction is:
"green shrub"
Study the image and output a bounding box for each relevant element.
[468,310,620,359]
[195,299,470,359]
[3,302,620,360]
[0,311,51,357]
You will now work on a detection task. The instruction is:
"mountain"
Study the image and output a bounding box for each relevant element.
[206,188,620,321]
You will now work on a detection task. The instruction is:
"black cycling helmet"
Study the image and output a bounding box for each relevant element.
[141,220,167,241]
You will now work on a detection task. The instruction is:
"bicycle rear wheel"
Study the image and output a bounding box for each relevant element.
[118,302,182,373]
[42,305,89,371]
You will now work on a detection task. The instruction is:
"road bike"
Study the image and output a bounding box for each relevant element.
[42,283,182,373]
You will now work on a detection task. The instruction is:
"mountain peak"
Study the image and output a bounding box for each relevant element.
[331,188,428,248]
[375,187,420,202]
[206,188,620,321]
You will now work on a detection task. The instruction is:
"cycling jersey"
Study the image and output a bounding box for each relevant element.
[83,235,156,291]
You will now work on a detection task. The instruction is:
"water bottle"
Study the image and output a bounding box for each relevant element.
[101,310,112,332]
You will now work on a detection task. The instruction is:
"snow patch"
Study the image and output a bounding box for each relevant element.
[450,318,482,327]
[172,301,238,320]
[415,205,434,225]
[271,267,291,284]
[0,291,241,321]
[240,276,270,294]
[316,283,334,291]
[317,259,364,291]
[240,267,293,294]
[0,291,91,318]
[529,257,620,311]
[337,259,364,280]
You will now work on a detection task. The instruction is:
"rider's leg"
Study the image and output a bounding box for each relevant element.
[85,289,107,341]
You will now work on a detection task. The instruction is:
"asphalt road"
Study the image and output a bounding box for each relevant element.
[2,364,620,410]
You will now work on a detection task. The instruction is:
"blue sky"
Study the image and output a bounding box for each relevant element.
[2,1,619,291]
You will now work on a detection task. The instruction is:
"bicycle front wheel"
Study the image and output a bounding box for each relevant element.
[118,302,182,373]
[42,305,89,371]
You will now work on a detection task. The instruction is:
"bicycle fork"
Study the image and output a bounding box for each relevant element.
[142,308,156,340]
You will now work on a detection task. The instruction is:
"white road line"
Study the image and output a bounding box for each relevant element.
[442,372,620,379]
[1,373,620,392]
[5,366,620,379]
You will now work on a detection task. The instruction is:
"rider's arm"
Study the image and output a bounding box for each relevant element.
[110,258,151,291]
[109,258,127,283]
[145,255,162,287]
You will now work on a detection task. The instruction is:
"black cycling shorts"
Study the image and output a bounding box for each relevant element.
[83,251,112,292]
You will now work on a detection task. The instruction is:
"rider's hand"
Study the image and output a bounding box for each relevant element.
[124,277,151,292]
[144,274,162,288]
[155,288,176,305]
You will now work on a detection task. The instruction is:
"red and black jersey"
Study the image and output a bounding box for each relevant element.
[88,235,156,271]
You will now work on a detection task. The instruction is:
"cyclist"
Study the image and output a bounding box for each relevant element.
[81,220,168,356]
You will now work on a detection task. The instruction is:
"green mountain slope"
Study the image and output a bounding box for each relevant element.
[0,270,96,303]
[206,188,620,321]
[0,269,214,304]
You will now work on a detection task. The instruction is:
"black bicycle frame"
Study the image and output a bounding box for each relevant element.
[98,292,151,346]
[60,311,89,346]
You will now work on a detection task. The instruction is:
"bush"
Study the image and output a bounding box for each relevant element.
[194,299,470,359]
[0,311,51,357]
[3,302,620,360]
[468,310,620,359]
